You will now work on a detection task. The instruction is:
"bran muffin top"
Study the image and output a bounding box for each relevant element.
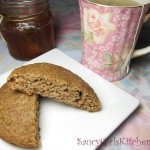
[7,63,101,112]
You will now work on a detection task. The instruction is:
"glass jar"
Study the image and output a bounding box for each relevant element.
[0,0,55,60]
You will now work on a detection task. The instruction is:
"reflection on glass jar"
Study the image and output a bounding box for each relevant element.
[0,0,55,60]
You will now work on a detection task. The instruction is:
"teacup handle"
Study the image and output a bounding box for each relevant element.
[132,10,150,59]
[132,46,150,58]
[144,8,150,22]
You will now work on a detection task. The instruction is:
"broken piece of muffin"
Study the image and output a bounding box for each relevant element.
[7,63,101,112]
[0,83,40,148]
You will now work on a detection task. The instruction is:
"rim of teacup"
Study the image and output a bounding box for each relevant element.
[83,0,150,8]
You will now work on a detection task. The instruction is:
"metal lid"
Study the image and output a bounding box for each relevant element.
[0,0,50,18]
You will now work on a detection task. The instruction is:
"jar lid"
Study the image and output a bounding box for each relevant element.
[0,0,50,18]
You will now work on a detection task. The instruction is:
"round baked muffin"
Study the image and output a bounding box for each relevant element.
[7,63,101,112]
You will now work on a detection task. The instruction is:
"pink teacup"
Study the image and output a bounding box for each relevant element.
[78,0,150,81]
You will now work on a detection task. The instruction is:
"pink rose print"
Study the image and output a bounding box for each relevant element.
[87,11,104,35]
[82,8,116,44]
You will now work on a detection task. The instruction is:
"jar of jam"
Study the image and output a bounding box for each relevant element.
[0,0,55,60]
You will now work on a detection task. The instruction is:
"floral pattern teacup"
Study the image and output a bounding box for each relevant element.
[79,0,150,81]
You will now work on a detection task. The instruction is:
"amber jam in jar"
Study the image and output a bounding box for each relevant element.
[0,0,55,60]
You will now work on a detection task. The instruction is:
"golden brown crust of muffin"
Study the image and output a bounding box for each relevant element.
[7,63,101,112]
[0,83,40,148]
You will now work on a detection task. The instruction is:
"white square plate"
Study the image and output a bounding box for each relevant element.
[0,49,140,150]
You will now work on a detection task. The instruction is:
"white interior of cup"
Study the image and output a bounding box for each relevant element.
[84,0,150,7]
